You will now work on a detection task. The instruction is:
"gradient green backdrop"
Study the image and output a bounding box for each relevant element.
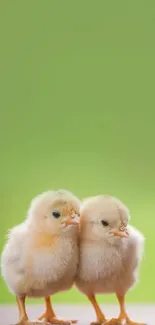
[0,1,155,304]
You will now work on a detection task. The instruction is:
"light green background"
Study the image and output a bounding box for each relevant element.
[0,1,155,304]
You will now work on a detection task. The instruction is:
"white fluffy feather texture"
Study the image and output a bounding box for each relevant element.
[1,190,80,298]
[27,189,80,221]
[76,196,145,297]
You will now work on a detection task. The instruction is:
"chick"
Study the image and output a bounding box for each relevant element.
[76,195,145,325]
[1,190,80,325]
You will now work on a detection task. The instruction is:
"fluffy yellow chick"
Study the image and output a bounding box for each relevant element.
[76,195,145,325]
[1,190,80,325]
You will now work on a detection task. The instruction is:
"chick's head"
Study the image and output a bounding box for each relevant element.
[27,190,80,235]
[80,195,130,244]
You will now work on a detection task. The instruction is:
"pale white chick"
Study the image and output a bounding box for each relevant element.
[76,195,145,325]
[1,190,80,325]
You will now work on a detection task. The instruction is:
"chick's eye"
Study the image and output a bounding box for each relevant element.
[52,211,60,218]
[101,220,109,227]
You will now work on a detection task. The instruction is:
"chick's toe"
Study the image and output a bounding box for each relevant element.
[43,317,71,325]
[104,318,126,325]
[104,319,147,325]
[90,321,107,325]
[14,321,50,325]
[38,314,73,325]
[126,320,147,325]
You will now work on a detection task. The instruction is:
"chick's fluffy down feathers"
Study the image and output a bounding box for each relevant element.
[76,196,145,297]
[1,190,80,298]
[76,226,144,296]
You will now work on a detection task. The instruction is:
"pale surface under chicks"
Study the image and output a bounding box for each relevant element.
[1,189,81,325]
[76,195,145,325]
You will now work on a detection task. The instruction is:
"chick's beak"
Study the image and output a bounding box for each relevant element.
[113,229,129,238]
[61,215,79,226]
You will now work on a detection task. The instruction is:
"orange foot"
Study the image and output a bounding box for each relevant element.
[15,320,50,325]
[104,318,147,325]
[90,315,107,325]
[90,320,107,325]
[126,318,147,325]
[38,312,77,325]
[103,318,126,325]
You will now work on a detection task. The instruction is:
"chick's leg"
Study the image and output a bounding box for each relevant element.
[104,294,146,325]
[38,296,77,325]
[117,294,147,325]
[16,296,28,324]
[16,296,43,325]
[88,295,107,325]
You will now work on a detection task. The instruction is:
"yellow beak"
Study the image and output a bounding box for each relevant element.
[113,230,129,238]
[61,216,79,226]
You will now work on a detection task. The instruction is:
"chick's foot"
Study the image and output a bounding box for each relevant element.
[38,313,75,325]
[126,319,147,325]
[90,321,107,325]
[46,318,77,325]
[14,321,50,325]
[103,318,126,325]
[104,318,147,325]
[38,297,78,325]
